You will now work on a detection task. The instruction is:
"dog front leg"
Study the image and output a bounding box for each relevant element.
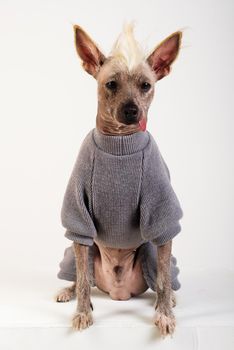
[72,242,93,331]
[154,239,176,337]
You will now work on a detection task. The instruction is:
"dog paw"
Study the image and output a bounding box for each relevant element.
[72,311,93,331]
[153,309,176,338]
[55,288,75,302]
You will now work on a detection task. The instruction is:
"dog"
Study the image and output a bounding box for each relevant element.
[55,23,183,338]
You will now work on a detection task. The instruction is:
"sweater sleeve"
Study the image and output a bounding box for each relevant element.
[140,134,183,246]
[60,131,97,246]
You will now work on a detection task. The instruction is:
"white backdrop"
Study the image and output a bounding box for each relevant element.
[0,0,233,276]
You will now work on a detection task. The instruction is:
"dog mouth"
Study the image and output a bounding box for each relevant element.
[121,116,147,131]
[138,117,147,131]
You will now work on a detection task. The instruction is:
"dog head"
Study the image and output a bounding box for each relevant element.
[73,23,182,135]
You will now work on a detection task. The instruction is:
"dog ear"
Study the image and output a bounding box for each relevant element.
[147,31,182,81]
[73,25,106,78]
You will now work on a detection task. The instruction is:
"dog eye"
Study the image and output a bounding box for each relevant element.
[140,82,151,92]
[106,81,117,91]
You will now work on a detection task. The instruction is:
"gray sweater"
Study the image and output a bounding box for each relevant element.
[57,128,183,291]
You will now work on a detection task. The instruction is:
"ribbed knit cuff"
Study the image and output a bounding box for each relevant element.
[151,222,181,246]
[64,230,94,246]
[57,270,76,282]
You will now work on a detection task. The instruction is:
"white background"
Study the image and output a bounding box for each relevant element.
[0,0,233,277]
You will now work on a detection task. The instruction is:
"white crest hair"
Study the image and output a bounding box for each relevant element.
[109,22,146,71]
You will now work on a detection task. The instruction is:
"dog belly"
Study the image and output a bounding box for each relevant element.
[93,246,148,300]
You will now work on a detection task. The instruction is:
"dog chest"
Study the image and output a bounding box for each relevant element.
[91,150,144,248]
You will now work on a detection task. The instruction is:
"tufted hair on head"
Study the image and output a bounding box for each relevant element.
[109,22,146,71]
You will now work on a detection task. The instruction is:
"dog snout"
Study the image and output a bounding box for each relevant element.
[121,101,139,124]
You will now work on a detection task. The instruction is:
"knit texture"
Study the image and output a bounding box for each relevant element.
[57,127,183,290]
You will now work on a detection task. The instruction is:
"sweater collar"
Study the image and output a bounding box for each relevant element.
[92,127,150,156]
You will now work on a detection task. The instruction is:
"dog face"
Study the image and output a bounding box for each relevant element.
[73,24,182,134]
[96,58,155,130]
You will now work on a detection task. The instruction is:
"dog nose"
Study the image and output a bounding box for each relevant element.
[122,102,139,124]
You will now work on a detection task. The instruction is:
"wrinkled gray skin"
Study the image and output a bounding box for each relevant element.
[55,25,182,338]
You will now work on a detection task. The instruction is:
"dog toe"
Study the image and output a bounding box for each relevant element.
[55,288,75,302]
[72,311,93,331]
[153,310,176,337]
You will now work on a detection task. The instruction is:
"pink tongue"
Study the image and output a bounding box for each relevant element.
[139,118,147,131]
